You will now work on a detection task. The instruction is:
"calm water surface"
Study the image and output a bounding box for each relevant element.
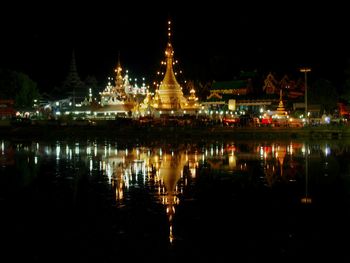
[1,139,350,262]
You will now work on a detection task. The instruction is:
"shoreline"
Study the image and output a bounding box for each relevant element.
[0,123,348,141]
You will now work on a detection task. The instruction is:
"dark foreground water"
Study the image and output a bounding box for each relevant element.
[1,138,350,262]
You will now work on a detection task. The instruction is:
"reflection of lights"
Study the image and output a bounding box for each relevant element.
[301,197,312,204]
[89,159,93,171]
[106,163,112,182]
[229,155,236,168]
[325,145,330,157]
[190,168,196,178]
[86,146,91,155]
[75,145,79,155]
[56,144,60,160]
[34,156,38,164]
[1,140,4,153]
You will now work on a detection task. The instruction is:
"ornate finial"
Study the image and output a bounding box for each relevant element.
[168,20,172,41]
[115,52,122,74]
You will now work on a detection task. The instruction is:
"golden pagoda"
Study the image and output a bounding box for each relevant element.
[276,89,287,116]
[156,21,190,111]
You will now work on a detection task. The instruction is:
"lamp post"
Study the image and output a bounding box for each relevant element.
[300,68,311,124]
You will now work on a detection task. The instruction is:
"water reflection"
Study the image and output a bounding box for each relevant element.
[1,139,350,259]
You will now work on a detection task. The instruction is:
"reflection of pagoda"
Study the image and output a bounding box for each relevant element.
[153,21,199,113]
[276,144,286,176]
[158,152,187,244]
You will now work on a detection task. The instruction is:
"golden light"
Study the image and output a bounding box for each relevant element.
[301,197,312,204]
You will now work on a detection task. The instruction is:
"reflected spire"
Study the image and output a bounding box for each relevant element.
[157,151,187,244]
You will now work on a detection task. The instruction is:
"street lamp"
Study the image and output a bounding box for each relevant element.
[300,67,311,124]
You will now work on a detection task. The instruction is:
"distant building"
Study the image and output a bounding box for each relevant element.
[203,79,273,114]
[0,100,15,119]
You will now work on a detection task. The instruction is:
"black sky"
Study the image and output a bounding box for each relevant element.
[0,1,349,91]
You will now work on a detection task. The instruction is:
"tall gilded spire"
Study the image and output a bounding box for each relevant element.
[114,52,124,93]
[167,20,172,41]
[164,20,175,77]
[156,20,187,110]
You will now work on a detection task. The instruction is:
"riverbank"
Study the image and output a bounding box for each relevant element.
[0,122,349,141]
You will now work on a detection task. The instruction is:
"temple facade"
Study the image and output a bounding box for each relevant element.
[96,59,147,117]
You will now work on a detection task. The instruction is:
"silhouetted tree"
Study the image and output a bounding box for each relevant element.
[15,73,40,108]
[0,69,39,108]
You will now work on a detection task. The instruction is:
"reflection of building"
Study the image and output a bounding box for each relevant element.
[158,153,187,243]
[105,145,197,243]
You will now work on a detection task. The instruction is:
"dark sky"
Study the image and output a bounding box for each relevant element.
[0,1,349,91]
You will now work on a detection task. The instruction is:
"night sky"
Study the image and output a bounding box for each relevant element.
[0,2,349,92]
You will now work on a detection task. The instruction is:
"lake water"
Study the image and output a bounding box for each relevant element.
[1,138,350,262]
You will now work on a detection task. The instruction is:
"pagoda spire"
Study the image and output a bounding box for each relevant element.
[162,20,179,87]
[114,52,124,95]
[157,20,186,110]
[167,19,172,41]
[276,89,286,115]
[62,50,84,105]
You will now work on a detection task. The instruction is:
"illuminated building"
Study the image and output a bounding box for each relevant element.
[151,21,199,115]
[97,58,148,117]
